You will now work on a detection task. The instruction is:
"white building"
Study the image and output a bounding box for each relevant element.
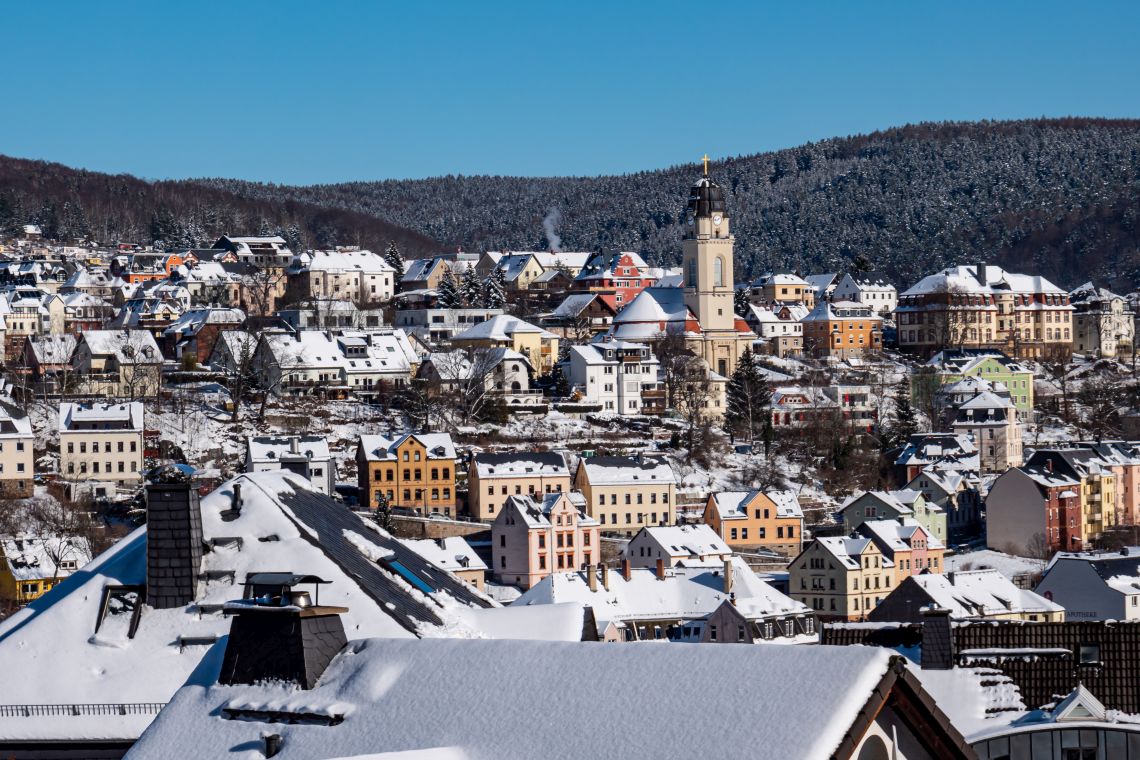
[1069,282,1135,358]
[253,329,419,396]
[565,340,659,414]
[394,307,504,344]
[0,403,34,498]
[623,524,732,569]
[285,249,396,306]
[244,435,335,495]
[58,402,144,488]
[832,272,897,315]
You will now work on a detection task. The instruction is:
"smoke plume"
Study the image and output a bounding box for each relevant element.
[542,208,562,252]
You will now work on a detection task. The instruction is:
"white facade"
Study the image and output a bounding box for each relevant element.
[832,273,897,315]
[58,402,145,487]
[565,340,659,414]
[245,435,336,495]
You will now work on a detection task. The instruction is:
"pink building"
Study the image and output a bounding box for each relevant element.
[491,492,600,589]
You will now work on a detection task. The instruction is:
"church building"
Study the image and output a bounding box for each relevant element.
[608,159,757,378]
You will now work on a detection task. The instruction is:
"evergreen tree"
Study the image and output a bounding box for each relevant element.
[459,265,481,307]
[733,287,751,316]
[384,242,405,291]
[884,377,919,449]
[549,360,570,398]
[484,266,506,309]
[372,491,394,532]
[723,349,773,442]
[436,268,460,308]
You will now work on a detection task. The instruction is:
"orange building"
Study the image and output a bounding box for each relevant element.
[801,300,882,359]
[702,489,804,557]
[356,433,458,515]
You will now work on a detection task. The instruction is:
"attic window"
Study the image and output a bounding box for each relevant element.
[95,585,144,639]
[381,558,435,595]
[1079,644,1100,665]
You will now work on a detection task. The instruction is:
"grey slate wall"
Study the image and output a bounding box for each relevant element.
[146,482,204,609]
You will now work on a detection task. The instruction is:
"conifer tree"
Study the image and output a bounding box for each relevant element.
[436,268,460,308]
[459,265,481,307]
[384,242,405,292]
[733,287,751,316]
[484,266,506,309]
[884,377,919,450]
[724,349,773,442]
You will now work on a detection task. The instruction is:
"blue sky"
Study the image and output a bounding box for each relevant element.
[6,1,1139,184]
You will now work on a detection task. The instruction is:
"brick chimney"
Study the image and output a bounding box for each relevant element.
[219,577,347,689]
[621,558,631,582]
[600,562,610,591]
[655,558,666,580]
[723,558,734,595]
[920,607,954,670]
[146,470,204,609]
[588,563,598,592]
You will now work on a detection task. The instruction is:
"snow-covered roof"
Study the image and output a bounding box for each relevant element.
[576,455,676,485]
[911,569,1063,618]
[858,518,945,554]
[292,249,394,275]
[629,524,731,562]
[473,451,567,478]
[162,307,245,337]
[452,314,555,342]
[901,265,1068,298]
[752,272,810,287]
[515,555,808,627]
[501,492,597,529]
[59,401,144,431]
[126,637,896,760]
[801,300,880,322]
[711,489,803,520]
[0,404,33,437]
[422,348,531,380]
[261,329,418,375]
[246,435,331,464]
[550,292,602,319]
[0,535,92,582]
[77,329,162,364]
[358,432,456,462]
[403,536,488,573]
[815,536,884,570]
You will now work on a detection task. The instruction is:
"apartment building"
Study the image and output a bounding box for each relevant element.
[839,489,948,546]
[1069,282,1134,358]
[789,536,895,622]
[749,273,816,309]
[355,433,457,515]
[0,404,34,498]
[468,451,571,521]
[451,314,560,374]
[800,301,883,359]
[491,492,600,589]
[623,524,731,569]
[58,402,144,487]
[284,248,396,307]
[564,340,660,415]
[573,455,677,535]
[948,390,1023,473]
[831,272,898,316]
[702,489,804,556]
[855,518,945,587]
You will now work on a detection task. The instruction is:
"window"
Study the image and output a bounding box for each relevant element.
[1079,643,1101,665]
[709,624,717,641]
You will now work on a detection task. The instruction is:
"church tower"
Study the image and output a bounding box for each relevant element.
[682,156,736,333]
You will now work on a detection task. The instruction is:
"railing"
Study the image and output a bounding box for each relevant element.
[0,703,166,718]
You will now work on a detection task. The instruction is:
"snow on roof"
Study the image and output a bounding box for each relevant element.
[77,329,161,364]
[358,432,457,462]
[127,637,893,760]
[262,329,418,375]
[752,272,810,287]
[59,401,144,431]
[816,536,881,570]
[858,518,945,553]
[452,314,555,342]
[501,493,597,529]
[767,489,805,518]
[162,307,245,337]
[711,489,803,520]
[550,293,600,319]
[422,348,531,380]
[801,300,879,322]
[901,265,1068,298]
[576,455,676,485]
[246,435,331,464]
[0,404,32,437]
[631,524,731,561]
[294,249,394,274]
[473,451,567,478]
[911,664,1026,742]
[0,535,92,582]
[515,555,808,627]
[403,536,488,574]
[912,569,1063,618]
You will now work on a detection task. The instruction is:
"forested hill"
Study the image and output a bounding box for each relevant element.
[0,156,437,256]
[200,118,1140,291]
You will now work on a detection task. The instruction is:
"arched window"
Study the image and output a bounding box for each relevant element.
[687,258,697,286]
[713,257,724,287]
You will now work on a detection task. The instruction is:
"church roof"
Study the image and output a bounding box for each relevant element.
[687,176,727,218]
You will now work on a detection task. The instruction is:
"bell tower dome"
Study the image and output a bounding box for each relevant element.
[682,155,735,332]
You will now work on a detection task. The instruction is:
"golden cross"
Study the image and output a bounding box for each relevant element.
[701,153,711,176]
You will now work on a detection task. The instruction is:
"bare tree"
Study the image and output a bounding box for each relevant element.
[654,325,692,410]
[674,355,714,464]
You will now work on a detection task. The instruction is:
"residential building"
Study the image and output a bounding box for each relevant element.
[986,461,1085,555]
[0,403,34,498]
[450,314,560,374]
[253,329,418,397]
[750,272,816,309]
[278,299,384,331]
[800,300,883,358]
[212,234,294,270]
[1069,281,1135,358]
[400,255,463,291]
[744,303,803,357]
[58,401,144,487]
[855,518,945,586]
[770,384,877,434]
[491,492,600,588]
[623,523,732,569]
[283,248,395,307]
[539,293,619,339]
[245,435,335,495]
[161,307,245,364]
[403,535,488,591]
[572,250,655,305]
[917,349,1036,416]
[0,535,92,606]
[896,263,1073,359]
[70,329,162,398]
[564,340,660,414]
[868,569,1064,623]
[839,489,948,546]
[904,466,983,543]
[804,272,839,303]
[702,489,804,556]
[517,555,814,643]
[831,272,897,315]
[417,348,540,408]
[468,451,570,521]
[573,455,677,534]
[355,432,457,514]
[789,536,895,621]
[948,390,1023,472]
[394,307,503,344]
[1036,548,1140,622]
[892,432,980,484]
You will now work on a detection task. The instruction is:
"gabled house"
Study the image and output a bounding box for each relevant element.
[451,314,560,374]
[491,492,600,588]
[245,435,335,496]
[573,454,677,534]
[70,329,162,398]
[0,534,92,607]
[1036,548,1140,621]
[789,536,895,621]
[840,488,948,546]
[540,293,618,339]
[855,518,946,585]
[702,489,804,556]
[985,461,1083,555]
[623,523,732,568]
[868,569,1064,623]
[469,451,570,521]
[564,339,660,414]
[355,432,457,514]
[831,272,897,315]
[905,465,983,543]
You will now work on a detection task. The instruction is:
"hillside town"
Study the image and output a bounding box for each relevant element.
[1,164,1140,760]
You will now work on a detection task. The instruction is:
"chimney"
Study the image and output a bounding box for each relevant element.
[723,557,734,595]
[219,576,347,689]
[1045,459,1053,473]
[263,734,283,758]
[621,558,631,581]
[920,607,955,670]
[975,262,987,286]
[601,562,610,591]
[655,558,666,580]
[588,563,598,592]
[290,436,300,455]
[146,468,204,609]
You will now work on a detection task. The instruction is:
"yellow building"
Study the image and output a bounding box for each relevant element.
[356,433,458,515]
[702,489,804,556]
[788,536,895,622]
[0,535,91,607]
[468,451,571,522]
[450,314,560,374]
[573,455,677,536]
